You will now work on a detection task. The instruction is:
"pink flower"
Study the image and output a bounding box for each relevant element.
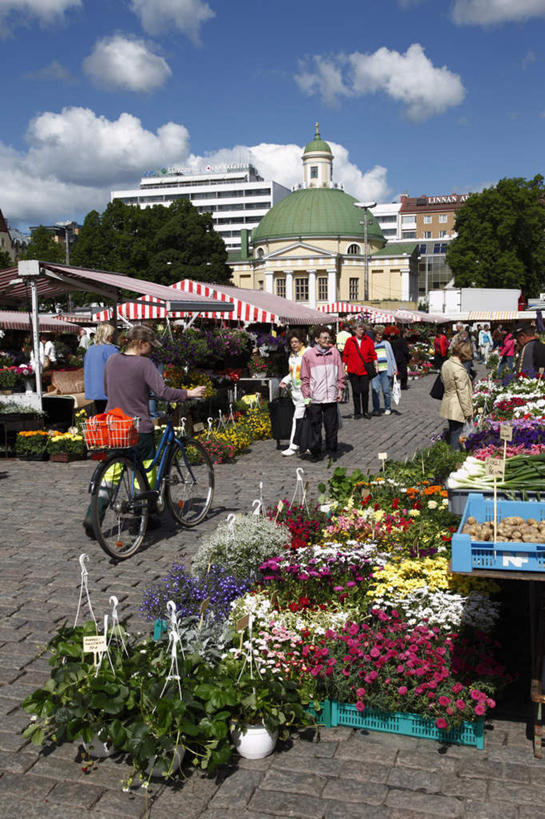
[486,698,496,709]
[455,699,466,710]
[436,718,448,730]
[438,695,451,707]
[474,703,485,716]
[356,700,365,712]
[398,686,408,696]
[356,687,366,697]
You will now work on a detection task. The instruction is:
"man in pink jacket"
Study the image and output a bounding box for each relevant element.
[300,326,346,462]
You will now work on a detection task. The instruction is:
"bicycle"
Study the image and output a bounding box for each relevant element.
[87,413,214,560]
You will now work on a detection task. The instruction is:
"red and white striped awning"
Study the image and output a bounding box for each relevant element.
[93,280,332,325]
[0,310,81,332]
[317,302,398,323]
[468,311,525,321]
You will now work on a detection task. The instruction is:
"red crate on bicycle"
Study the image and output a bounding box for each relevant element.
[84,409,139,449]
[83,413,109,449]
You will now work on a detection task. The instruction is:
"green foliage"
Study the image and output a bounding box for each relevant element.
[71,199,232,285]
[21,226,65,264]
[381,442,466,486]
[0,249,13,270]
[446,175,545,295]
[317,467,366,505]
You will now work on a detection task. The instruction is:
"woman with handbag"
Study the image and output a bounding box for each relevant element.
[279,331,307,456]
[439,340,473,450]
[342,322,377,419]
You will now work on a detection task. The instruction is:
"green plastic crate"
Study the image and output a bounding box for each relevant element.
[153,618,167,640]
[305,699,332,727]
[331,702,484,749]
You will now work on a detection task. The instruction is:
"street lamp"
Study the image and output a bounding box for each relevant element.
[354,201,377,302]
[56,220,73,311]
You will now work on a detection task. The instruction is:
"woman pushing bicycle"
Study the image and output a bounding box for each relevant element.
[83,325,208,550]
[103,324,206,462]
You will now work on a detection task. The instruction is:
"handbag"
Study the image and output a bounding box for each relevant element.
[429,374,444,400]
[298,408,313,454]
[392,376,401,406]
[351,337,377,379]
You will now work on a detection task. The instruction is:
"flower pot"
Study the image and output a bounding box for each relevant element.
[82,733,114,758]
[231,724,277,759]
[145,745,185,776]
[24,378,34,393]
[17,453,48,461]
[49,452,84,462]
[0,390,13,395]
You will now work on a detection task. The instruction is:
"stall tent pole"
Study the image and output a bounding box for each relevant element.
[18,260,43,400]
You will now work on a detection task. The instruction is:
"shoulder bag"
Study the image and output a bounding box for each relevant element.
[429,373,444,400]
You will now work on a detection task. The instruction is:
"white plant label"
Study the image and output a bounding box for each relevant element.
[499,424,513,442]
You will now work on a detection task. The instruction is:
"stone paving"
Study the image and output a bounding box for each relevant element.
[1,375,544,818]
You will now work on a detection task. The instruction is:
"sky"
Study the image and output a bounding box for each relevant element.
[0,0,544,232]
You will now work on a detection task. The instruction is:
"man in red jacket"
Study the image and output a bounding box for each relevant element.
[342,322,377,419]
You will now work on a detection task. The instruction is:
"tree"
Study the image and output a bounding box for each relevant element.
[0,250,13,270]
[446,175,545,296]
[21,226,65,264]
[70,200,232,285]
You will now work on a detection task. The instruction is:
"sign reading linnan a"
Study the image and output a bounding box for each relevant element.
[427,194,470,205]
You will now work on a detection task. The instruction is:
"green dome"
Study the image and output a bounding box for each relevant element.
[251,188,385,244]
[304,123,332,155]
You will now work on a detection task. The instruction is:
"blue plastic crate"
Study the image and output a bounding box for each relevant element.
[451,493,545,573]
[331,703,484,749]
[153,618,167,640]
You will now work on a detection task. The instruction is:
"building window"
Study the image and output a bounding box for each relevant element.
[441,243,448,253]
[258,280,264,290]
[256,247,264,259]
[439,230,447,238]
[276,278,286,297]
[318,277,328,300]
[349,278,359,300]
[346,243,360,255]
[402,231,416,239]
[419,244,427,254]
[423,215,432,224]
[402,215,415,224]
[424,231,432,239]
[294,277,309,301]
[439,214,448,223]
[310,166,318,179]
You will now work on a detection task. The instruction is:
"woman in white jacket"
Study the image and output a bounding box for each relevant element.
[439,340,473,450]
[279,331,307,456]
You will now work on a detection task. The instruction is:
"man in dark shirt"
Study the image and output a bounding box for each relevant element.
[513,325,545,375]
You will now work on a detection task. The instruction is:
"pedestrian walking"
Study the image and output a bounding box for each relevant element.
[478,324,492,362]
[433,327,450,369]
[371,325,397,416]
[300,326,345,462]
[497,331,515,377]
[439,341,473,450]
[279,331,307,456]
[83,322,118,414]
[387,327,410,390]
[342,321,377,418]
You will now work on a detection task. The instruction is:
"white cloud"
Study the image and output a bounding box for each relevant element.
[83,36,171,92]
[0,111,390,229]
[0,107,191,226]
[184,140,391,204]
[130,0,214,43]
[522,49,536,69]
[295,44,465,122]
[0,0,80,34]
[451,0,545,25]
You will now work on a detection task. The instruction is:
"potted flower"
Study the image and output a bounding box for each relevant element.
[15,429,49,460]
[209,655,310,759]
[47,431,87,462]
[0,367,18,393]
[248,351,269,378]
[14,364,34,392]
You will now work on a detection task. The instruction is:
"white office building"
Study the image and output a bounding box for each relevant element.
[369,202,402,241]
[111,164,290,252]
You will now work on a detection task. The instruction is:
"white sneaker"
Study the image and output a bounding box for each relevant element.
[281,446,298,456]
[384,409,391,416]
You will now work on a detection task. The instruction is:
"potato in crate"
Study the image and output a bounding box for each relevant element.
[451,493,545,573]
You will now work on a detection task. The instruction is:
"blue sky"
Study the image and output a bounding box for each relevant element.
[1,0,544,231]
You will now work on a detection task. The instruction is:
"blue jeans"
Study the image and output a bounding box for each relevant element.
[372,371,391,412]
[497,355,513,377]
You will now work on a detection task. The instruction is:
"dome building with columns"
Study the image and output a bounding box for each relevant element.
[229,125,419,307]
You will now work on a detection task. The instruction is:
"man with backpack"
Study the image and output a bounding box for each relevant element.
[514,325,545,375]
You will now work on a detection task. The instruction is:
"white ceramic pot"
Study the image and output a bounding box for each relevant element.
[145,745,185,777]
[231,724,278,760]
[82,733,113,758]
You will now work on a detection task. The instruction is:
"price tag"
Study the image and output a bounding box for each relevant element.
[485,458,505,479]
[500,424,513,442]
[83,635,107,653]
[277,500,284,514]
[378,452,387,461]
[236,614,250,632]
[193,422,204,432]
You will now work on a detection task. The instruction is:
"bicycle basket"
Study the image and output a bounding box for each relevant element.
[83,410,140,450]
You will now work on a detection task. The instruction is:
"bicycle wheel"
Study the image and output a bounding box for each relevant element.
[91,453,149,559]
[165,436,214,527]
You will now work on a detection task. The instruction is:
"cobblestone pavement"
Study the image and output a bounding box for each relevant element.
[1,375,544,818]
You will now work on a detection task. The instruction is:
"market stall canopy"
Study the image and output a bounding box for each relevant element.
[468,311,534,321]
[0,262,219,312]
[0,310,81,332]
[317,302,398,323]
[93,279,332,326]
